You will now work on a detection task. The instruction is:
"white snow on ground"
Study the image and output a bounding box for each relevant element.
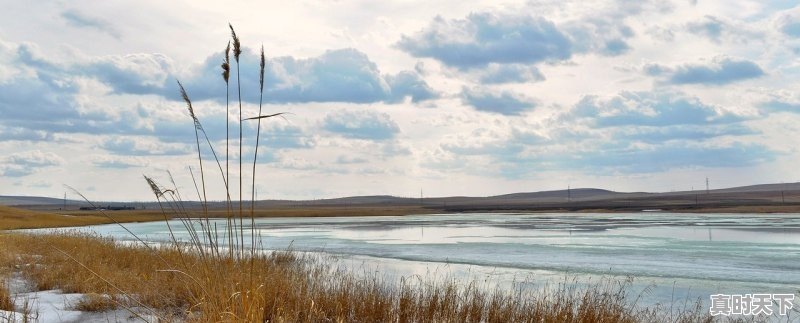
[3,273,158,323]
[0,309,25,323]
[11,290,158,323]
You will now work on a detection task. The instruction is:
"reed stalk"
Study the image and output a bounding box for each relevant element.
[229,24,245,259]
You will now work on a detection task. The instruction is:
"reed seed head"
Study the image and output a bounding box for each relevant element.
[221,41,231,83]
[144,175,163,198]
[177,81,194,119]
[177,80,202,130]
[259,45,265,92]
[229,23,241,62]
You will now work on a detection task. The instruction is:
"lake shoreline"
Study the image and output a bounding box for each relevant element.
[5,203,800,231]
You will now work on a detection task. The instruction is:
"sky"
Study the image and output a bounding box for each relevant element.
[1,0,799,201]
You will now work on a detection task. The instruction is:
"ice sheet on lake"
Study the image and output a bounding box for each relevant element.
[35,212,800,307]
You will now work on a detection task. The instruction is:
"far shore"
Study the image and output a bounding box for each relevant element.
[3,201,800,231]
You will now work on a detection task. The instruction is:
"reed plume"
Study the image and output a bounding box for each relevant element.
[221,42,231,84]
[229,23,241,62]
[178,80,207,214]
[176,81,229,214]
[250,46,266,254]
[229,23,245,258]
[221,41,234,255]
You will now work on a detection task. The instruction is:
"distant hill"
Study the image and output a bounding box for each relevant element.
[489,188,625,200]
[4,182,800,212]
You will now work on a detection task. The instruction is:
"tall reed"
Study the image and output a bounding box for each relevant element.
[229,24,245,259]
[221,41,234,256]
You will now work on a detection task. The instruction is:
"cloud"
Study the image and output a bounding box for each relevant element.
[323,110,400,140]
[335,155,368,164]
[7,150,64,167]
[396,7,644,71]
[2,43,177,137]
[564,142,775,173]
[601,39,630,55]
[570,91,743,127]
[0,150,64,177]
[558,142,774,173]
[613,125,758,144]
[461,87,535,116]
[0,126,54,142]
[684,15,762,44]
[436,127,769,177]
[478,64,545,84]
[60,9,121,39]
[99,137,192,156]
[384,71,438,103]
[180,48,437,104]
[83,53,174,95]
[440,127,544,157]
[397,13,572,69]
[761,100,800,114]
[91,155,148,169]
[0,165,33,177]
[1,41,432,187]
[274,157,320,170]
[0,54,80,122]
[249,123,316,149]
[7,41,436,117]
[0,61,190,139]
[775,8,800,38]
[645,57,764,85]
[563,19,634,56]
[686,16,725,41]
[14,39,173,96]
[424,89,764,177]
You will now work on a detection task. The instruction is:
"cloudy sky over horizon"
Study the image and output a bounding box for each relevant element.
[1,0,800,201]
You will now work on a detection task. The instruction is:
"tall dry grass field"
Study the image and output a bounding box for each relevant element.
[0,233,714,322]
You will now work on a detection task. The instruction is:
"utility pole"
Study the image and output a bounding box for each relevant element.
[567,185,571,203]
[420,189,423,206]
[706,177,710,195]
[63,192,67,211]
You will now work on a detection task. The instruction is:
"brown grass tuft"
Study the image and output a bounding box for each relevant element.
[74,293,118,312]
[0,280,13,312]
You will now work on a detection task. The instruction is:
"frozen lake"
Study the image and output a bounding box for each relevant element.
[48,212,800,308]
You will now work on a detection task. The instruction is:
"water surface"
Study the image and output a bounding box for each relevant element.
[46,212,800,308]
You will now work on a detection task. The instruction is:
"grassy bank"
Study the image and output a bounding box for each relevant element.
[0,232,714,322]
[0,204,436,231]
[0,205,165,230]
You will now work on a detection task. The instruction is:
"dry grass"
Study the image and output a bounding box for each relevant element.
[0,205,165,230]
[0,280,12,312]
[0,232,715,322]
[74,293,119,312]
